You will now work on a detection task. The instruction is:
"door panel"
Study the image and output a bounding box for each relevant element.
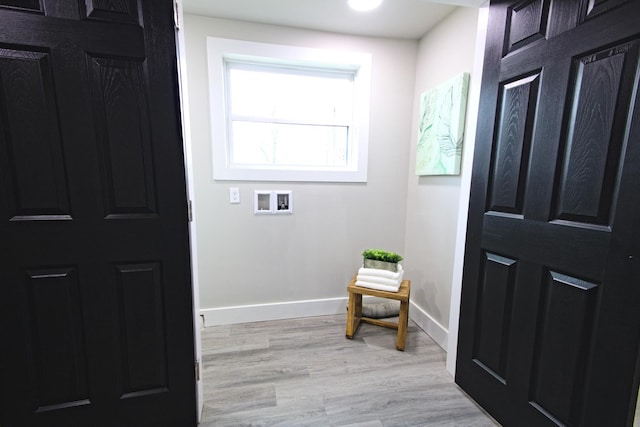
[0,0,42,11]
[505,0,549,52]
[488,72,539,215]
[115,262,168,396]
[473,252,517,383]
[83,0,139,23]
[556,41,637,225]
[457,1,640,426]
[529,271,598,425]
[0,1,197,426]
[26,266,90,412]
[0,47,70,219]
[87,55,158,216]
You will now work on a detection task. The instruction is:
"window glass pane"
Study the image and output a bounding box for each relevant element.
[231,121,348,167]
[227,66,354,124]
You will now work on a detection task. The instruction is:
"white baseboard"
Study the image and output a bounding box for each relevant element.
[409,301,449,351]
[201,297,449,353]
[201,297,348,326]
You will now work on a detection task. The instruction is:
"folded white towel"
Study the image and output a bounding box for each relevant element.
[355,280,401,293]
[356,274,403,288]
[358,264,403,280]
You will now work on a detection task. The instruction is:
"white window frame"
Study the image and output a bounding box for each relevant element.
[207,37,372,182]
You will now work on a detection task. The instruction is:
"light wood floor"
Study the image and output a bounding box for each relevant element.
[199,314,500,426]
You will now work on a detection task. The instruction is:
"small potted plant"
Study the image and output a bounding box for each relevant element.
[362,249,403,272]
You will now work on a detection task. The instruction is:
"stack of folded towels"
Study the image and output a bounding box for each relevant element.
[356,264,404,292]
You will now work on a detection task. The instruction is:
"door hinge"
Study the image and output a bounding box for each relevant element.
[187,200,193,222]
[195,360,200,381]
[173,0,181,30]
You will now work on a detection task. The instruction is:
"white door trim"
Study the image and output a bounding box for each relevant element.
[173,0,204,421]
[446,2,489,377]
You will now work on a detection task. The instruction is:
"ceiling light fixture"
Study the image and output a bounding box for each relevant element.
[348,0,383,12]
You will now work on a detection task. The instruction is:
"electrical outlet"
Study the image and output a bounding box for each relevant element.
[229,187,240,204]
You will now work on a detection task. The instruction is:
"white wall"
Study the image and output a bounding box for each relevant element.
[183,15,418,324]
[403,7,480,349]
[635,389,639,427]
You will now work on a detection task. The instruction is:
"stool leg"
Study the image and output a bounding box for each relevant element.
[397,299,409,351]
[346,292,356,338]
[346,292,362,339]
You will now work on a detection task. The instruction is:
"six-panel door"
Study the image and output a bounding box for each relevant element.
[456,1,640,426]
[0,1,197,426]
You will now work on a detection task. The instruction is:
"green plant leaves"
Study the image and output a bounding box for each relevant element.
[361,249,403,263]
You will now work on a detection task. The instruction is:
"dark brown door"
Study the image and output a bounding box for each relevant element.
[456,0,640,426]
[0,1,197,426]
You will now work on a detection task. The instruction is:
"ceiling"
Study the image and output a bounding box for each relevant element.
[182,0,483,40]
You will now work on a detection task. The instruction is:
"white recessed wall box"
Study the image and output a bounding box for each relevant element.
[254,191,293,215]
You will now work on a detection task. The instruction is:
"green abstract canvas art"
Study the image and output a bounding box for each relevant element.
[416,72,470,175]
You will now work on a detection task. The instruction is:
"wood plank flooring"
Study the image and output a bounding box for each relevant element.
[199,314,500,426]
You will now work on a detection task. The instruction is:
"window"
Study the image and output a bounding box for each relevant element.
[227,62,352,168]
[207,37,372,182]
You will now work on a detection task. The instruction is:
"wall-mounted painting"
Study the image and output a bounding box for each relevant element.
[416,72,470,176]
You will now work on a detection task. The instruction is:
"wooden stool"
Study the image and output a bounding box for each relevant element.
[345,277,411,351]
